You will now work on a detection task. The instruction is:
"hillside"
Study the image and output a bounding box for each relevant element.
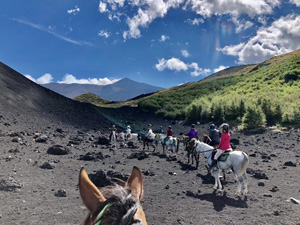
[43,78,163,101]
[137,49,300,128]
[0,62,110,131]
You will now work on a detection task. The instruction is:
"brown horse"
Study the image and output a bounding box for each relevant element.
[184,134,211,168]
[79,166,147,225]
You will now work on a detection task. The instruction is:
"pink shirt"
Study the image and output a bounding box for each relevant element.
[219,132,231,150]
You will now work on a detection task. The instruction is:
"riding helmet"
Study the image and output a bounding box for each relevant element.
[210,124,215,129]
[222,123,229,131]
[191,124,195,128]
[168,126,172,129]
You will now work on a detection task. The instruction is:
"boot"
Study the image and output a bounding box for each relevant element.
[210,159,217,169]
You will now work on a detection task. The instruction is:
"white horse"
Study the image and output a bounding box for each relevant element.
[156,134,180,157]
[119,132,139,146]
[189,139,249,195]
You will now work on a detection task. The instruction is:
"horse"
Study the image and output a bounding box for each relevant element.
[79,166,147,225]
[183,134,210,168]
[156,134,180,157]
[188,139,249,195]
[119,132,139,147]
[141,133,156,151]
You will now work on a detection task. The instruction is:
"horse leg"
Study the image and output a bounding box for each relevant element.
[213,170,222,191]
[242,172,248,195]
[196,153,199,169]
[152,142,156,152]
[235,175,244,195]
[222,169,226,181]
[187,149,190,164]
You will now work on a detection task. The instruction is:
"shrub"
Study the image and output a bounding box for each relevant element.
[284,70,300,82]
[242,105,266,129]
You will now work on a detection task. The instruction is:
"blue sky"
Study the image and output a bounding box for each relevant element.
[1,0,300,88]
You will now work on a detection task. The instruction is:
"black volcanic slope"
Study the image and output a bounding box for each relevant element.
[0,62,110,131]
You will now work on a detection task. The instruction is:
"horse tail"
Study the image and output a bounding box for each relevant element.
[238,152,249,177]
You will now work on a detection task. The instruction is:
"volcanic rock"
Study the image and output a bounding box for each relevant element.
[47,145,70,155]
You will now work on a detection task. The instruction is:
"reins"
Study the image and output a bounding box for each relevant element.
[91,202,114,225]
[194,142,214,159]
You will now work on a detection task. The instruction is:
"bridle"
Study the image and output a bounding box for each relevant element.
[90,202,114,225]
[90,201,142,225]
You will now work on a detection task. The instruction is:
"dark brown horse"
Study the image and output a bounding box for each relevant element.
[184,135,211,168]
[79,166,147,225]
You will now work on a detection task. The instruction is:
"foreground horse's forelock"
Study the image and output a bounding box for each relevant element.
[79,167,147,225]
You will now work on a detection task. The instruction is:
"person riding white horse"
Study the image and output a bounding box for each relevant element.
[126,125,131,140]
[146,124,155,141]
[210,123,231,169]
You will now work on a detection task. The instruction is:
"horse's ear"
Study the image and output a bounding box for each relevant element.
[79,167,106,212]
[125,166,143,201]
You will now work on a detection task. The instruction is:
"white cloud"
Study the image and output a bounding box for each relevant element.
[155,58,211,77]
[183,0,280,18]
[186,18,204,25]
[181,50,190,57]
[214,65,229,73]
[99,1,108,13]
[67,6,80,15]
[218,14,300,64]
[257,16,268,26]
[122,0,185,39]
[58,74,119,85]
[100,0,281,39]
[290,0,300,6]
[25,73,53,84]
[37,73,54,84]
[98,30,111,38]
[25,74,36,82]
[159,35,170,42]
[156,57,188,72]
[188,63,211,77]
[231,17,254,33]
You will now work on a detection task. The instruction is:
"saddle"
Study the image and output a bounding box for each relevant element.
[211,149,233,162]
[127,133,131,139]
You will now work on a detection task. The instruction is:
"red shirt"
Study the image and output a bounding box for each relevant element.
[166,129,173,136]
[219,132,231,150]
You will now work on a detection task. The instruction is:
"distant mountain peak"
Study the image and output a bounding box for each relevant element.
[43,78,163,101]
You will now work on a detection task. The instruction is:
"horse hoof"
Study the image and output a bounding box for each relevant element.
[213,185,218,190]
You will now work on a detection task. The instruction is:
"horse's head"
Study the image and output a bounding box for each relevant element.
[202,134,211,144]
[186,138,196,149]
[79,167,147,225]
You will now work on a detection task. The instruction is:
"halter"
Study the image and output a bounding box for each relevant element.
[91,202,114,225]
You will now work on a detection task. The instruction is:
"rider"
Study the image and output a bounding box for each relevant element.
[164,126,173,143]
[187,124,198,141]
[109,124,117,142]
[126,125,131,139]
[210,123,232,169]
[208,124,221,148]
[159,126,164,134]
[146,124,154,140]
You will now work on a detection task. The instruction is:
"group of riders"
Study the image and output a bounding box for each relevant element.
[109,122,232,168]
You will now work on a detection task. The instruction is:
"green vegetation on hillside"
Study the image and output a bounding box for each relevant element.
[73,93,111,106]
[138,49,300,129]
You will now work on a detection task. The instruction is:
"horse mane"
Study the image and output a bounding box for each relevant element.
[82,184,142,225]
